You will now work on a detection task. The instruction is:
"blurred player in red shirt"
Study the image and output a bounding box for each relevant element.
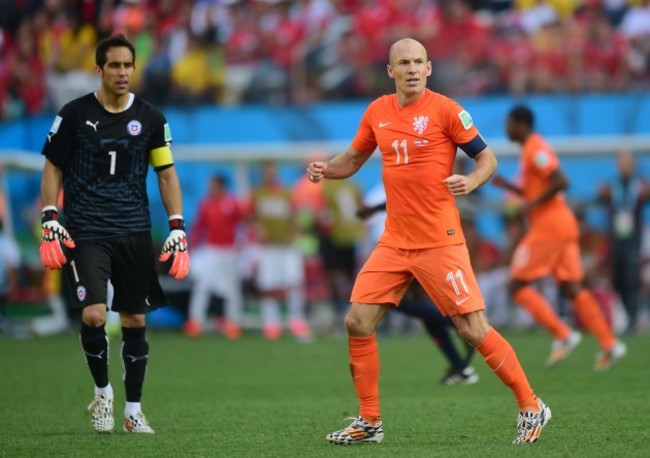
[186,175,244,339]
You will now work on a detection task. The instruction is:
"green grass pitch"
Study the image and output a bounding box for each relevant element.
[1,330,648,457]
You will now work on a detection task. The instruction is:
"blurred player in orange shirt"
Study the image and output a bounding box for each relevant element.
[493,105,626,371]
[306,38,550,446]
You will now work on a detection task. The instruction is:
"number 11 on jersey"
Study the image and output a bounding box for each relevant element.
[392,139,409,165]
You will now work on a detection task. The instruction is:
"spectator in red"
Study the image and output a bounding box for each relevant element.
[581,16,629,91]
[6,18,46,116]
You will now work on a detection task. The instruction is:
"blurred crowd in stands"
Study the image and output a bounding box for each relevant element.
[1,0,650,120]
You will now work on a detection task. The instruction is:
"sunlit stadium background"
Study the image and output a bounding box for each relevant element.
[1,1,650,454]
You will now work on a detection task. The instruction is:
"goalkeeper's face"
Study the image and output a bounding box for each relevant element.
[97,46,135,97]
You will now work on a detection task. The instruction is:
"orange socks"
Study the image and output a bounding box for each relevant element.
[349,329,540,416]
[573,290,615,351]
[349,334,380,423]
[477,327,539,412]
[514,286,571,340]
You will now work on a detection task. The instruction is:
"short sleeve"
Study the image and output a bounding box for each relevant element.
[41,104,75,169]
[150,110,172,150]
[149,110,175,168]
[351,106,377,153]
[443,99,481,146]
[529,147,559,178]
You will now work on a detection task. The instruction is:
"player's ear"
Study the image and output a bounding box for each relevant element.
[94,65,102,77]
[426,61,432,77]
[386,64,395,79]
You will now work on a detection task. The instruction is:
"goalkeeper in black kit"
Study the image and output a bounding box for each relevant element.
[39,34,190,434]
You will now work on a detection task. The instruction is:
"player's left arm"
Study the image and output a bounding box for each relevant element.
[441,102,497,196]
[467,147,498,190]
[156,164,190,280]
[157,165,183,219]
[444,146,497,197]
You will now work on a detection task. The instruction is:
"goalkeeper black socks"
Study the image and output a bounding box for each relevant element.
[80,322,109,389]
[121,326,149,403]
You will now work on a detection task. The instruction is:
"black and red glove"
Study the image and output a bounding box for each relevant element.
[39,206,75,270]
[158,216,190,280]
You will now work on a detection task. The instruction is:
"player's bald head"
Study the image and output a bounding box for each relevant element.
[388,38,427,65]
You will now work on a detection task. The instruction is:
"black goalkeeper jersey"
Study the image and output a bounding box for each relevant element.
[41,93,173,240]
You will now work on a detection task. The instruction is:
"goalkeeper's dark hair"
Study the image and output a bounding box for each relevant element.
[96,34,136,69]
[508,105,534,128]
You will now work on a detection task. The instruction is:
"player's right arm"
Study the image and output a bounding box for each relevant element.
[308,103,378,183]
[356,201,387,220]
[306,146,374,182]
[41,159,62,209]
[39,158,75,270]
[527,168,568,210]
[492,174,524,195]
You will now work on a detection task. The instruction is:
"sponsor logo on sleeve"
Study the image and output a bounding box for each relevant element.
[458,110,473,130]
[534,150,550,168]
[48,116,63,142]
[50,115,62,134]
[164,123,172,142]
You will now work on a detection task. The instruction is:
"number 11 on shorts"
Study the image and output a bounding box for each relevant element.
[446,269,469,296]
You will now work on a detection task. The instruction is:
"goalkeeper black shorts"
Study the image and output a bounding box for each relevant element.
[62,232,167,313]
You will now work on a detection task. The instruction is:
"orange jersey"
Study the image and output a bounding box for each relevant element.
[351,89,482,249]
[519,134,579,242]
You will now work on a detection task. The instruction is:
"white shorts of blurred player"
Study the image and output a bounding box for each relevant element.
[188,246,243,326]
[255,245,308,336]
[256,245,305,292]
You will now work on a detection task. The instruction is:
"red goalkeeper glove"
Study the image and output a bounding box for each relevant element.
[40,206,76,270]
[159,216,190,280]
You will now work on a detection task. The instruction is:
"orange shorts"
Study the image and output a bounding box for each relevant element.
[510,234,584,282]
[351,242,485,317]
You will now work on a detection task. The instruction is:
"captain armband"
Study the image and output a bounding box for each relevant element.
[150,145,174,169]
[458,134,488,158]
